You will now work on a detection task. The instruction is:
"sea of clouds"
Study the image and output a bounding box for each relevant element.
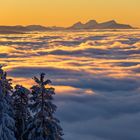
[0,29,140,140]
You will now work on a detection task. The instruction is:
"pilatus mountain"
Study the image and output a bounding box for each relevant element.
[68,20,133,29]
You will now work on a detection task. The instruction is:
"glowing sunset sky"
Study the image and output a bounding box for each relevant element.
[0,0,140,27]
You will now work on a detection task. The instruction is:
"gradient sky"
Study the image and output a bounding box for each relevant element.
[0,0,140,27]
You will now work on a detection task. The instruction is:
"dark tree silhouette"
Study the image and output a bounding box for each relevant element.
[25,73,63,140]
[0,65,64,140]
[0,66,16,140]
[12,85,30,140]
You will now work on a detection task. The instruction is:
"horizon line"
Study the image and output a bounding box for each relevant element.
[0,19,138,28]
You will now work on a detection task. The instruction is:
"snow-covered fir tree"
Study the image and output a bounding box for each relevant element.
[0,65,16,140]
[25,73,63,140]
[12,85,31,140]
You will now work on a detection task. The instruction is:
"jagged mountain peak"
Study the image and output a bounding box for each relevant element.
[73,21,83,25]
[86,20,98,24]
[84,20,98,29]
[68,19,133,29]
[105,20,117,24]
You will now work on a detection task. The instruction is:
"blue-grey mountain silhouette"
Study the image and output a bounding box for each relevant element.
[68,20,133,29]
[0,20,134,34]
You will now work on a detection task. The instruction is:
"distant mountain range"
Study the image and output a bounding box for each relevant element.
[0,20,135,34]
[0,25,65,34]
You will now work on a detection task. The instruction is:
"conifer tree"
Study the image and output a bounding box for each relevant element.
[25,73,63,140]
[0,65,16,140]
[12,85,30,140]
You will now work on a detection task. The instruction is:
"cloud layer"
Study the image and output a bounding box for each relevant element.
[0,29,140,140]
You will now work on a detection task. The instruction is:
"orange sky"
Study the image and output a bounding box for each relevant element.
[0,0,140,27]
